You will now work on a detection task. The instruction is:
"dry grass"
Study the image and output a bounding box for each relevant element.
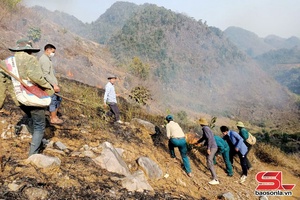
[254,143,300,176]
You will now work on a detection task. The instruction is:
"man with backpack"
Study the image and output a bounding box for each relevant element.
[237,121,253,170]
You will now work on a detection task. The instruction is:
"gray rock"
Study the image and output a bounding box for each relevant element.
[82,150,96,158]
[259,196,268,200]
[130,118,156,134]
[222,192,235,200]
[121,170,153,192]
[25,187,48,200]
[54,141,67,151]
[137,156,163,180]
[26,154,61,168]
[93,142,130,176]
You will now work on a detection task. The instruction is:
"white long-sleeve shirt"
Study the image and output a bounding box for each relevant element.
[166,121,185,139]
[103,82,117,104]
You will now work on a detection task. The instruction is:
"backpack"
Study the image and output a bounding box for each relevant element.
[5,56,51,107]
[246,132,256,145]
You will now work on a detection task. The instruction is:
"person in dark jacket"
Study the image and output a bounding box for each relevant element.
[237,121,252,170]
[220,126,248,183]
[196,118,219,185]
[213,135,233,176]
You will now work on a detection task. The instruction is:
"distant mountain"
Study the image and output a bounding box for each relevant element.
[85,1,140,44]
[224,26,300,57]
[224,26,274,57]
[264,35,300,49]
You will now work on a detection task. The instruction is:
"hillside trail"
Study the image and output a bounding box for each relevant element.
[0,103,299,200]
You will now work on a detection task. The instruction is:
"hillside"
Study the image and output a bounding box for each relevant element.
[255,47,300,95]
[107,4,299,128]
[2,2,300,131]
[0,77,299,200]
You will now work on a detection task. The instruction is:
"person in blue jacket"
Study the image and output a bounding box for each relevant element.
[220,126,248,183]
[213,135,233,177]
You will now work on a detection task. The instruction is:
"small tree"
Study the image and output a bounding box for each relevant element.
[27,27,41,42]
[129,57,150,80]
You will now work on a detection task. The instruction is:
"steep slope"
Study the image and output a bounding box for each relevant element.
[224,26,274,57]
[108,4,299,126]
[31,6,87,36]
[1,78,299,199]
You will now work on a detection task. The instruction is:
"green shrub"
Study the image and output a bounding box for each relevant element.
[129,57,150,80]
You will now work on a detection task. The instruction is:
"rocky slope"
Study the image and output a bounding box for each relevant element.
[0,78,299,200]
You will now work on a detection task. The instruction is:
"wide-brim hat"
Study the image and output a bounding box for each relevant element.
[107,74,117,80]
[198,118,208,126]
[9,38,40,53]
[236,121,245,127]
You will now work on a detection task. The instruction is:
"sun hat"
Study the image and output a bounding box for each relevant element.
[165,115,173,121]
[236,121,245,127]
[107,74,117,80]
[9,38,40,53]
[198,118,208,126]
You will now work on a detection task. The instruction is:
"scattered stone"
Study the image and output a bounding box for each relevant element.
[54,141,67,151]
[26,154,61,168]
[82,150,96,158]
[121,170,153,192]
[164,173,169,178]
[83,144,90,151]
[25,187,48,200]
[130,118,156,134]
[8,181,23,191]
[93,142,130,176]
[222,192,235,200]
[137,156,163,180]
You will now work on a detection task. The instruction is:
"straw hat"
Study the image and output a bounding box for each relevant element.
[236,121,245,127]
[9,38,40,53]
[198,118,208,126]
[107,74,117,80]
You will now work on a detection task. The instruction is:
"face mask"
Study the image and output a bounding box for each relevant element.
[49,52,55,57]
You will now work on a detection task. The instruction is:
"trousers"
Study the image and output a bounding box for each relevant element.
[169,138,191,173]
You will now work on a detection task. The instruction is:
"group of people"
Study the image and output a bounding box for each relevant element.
[0,38,63,156]
[165,115,252,185]
[0,38,124,157]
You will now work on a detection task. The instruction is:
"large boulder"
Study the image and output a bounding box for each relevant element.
[130,118,156,134]
[26,154,61,168]
[137,156,163,180]
[121,170,153,192]
[93,142,130,176]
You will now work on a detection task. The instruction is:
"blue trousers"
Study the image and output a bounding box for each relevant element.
[49,93,62,112]
[169,138,191,173]
[20,105,46,156]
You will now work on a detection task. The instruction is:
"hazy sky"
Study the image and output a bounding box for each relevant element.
[22,0,300,38]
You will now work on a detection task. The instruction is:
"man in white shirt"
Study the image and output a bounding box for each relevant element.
[103,75,123,123]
